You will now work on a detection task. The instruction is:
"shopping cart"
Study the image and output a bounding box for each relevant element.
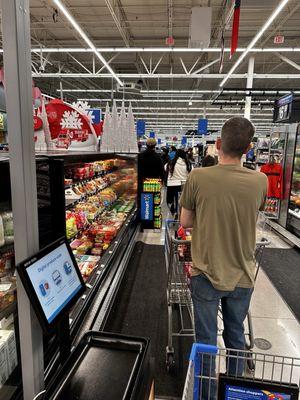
[182,343,300,400]
[165,219,270,373]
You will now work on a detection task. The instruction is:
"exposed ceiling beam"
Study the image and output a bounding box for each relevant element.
[276,53,300,72]
[104,0,131,47]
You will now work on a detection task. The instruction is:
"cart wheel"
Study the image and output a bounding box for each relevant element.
[166,353,175,374]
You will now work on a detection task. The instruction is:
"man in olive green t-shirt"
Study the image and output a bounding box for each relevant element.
[180,117,267,397]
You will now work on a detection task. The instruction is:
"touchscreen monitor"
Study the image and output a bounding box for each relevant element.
[17,238,85,332]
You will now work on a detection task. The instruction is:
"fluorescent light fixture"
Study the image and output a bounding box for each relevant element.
[2,47,298,54]
[220,0,290,87]
[51,0,123,86]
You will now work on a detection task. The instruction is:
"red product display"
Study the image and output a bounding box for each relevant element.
[260,162,283,199]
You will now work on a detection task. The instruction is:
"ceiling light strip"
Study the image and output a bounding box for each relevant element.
[51,0,123,86]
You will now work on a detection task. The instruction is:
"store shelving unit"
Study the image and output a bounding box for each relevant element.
[287,130,300,236]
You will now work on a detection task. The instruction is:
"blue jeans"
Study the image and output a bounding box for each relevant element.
[191,274,253,399]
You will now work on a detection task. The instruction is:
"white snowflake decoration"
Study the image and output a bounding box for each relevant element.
[60,110,83,129]
[72,100,91,115]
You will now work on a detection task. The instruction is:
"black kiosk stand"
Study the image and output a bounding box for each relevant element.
[17,238,152,400]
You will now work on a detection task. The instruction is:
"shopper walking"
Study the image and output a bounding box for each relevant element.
[138,138,164,191]
[166,149,191,215]
[180,117,267,399]
[168,146,177,161]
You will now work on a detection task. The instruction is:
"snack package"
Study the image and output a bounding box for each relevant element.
[0,216,4,248]
[1,213,14,245]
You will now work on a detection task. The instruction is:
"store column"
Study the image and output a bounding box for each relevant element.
[244,56,255,120]
[1,1,44,399]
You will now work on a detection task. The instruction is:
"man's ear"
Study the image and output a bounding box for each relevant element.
[216,138,222,150]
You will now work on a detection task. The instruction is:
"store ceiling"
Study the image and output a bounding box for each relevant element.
[2,0,300,135]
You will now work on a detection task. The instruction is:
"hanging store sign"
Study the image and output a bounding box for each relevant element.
[86,109,102,124]
[198,119,208,135]
[273,94,300,123]
[274,35,284,44]
[141,193,154,221]
[136,119,146,136]
[149,131,155,138]
[181,136,187,146]
[157,138,162,145]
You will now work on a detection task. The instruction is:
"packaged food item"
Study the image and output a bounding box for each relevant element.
[0,216,4,248]
[0,329,17,375]
[0,281,16,310]
[1,213,14,245]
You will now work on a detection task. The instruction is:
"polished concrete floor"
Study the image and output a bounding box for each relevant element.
[138,197,300,394]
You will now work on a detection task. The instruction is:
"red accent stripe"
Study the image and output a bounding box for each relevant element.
[230,1,241,58]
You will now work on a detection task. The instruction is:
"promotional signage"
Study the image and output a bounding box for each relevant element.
[149,131,155,138]
[181,136,187,146]
[136,119,146,136]
[225,385,293,400]
[86,108,102,124]
[141,193,154,221]
[274,35,284,44]
[198,118,208,135]
[157,138,162,145]
[273,93,300,123]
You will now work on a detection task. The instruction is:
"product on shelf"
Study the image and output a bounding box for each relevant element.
[65,158,137,282]
[76,255,101,281]
[1,213,13,245]
[264,198,280,217]
[143,178,162,192]
[0,280,16,310]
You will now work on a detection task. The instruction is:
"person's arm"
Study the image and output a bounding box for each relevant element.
[180,207,194,228]
[179,171,196,227]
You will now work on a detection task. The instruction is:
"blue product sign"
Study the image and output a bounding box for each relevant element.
[181,136,187,145]
[225,385,291,400]
[86,109,102,124]
[137,120,146,136]
[198,118,208,135]
[141,193,154,221]
[157,138,162,145]
[149,131,155,138]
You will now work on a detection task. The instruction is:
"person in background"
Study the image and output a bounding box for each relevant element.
[161,147,170,166]
[138,138,164,191]
[202,154,217,168]
[166,149,192,214]
[180,117,267,399]
[186,147,195,163]
[169,146,177,161]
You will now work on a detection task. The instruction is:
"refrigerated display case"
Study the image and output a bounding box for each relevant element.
[0,155,21,400]
[287,128,300,237]
[0,152,139,398]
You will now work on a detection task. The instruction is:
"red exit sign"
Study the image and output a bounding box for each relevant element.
[274,35,285,44]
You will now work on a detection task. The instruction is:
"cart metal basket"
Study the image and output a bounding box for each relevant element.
[165,219,270,372]
[183,343,300,400]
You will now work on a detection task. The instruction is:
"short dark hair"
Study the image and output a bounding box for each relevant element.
[202,155,216,168]
[221,117,255,158]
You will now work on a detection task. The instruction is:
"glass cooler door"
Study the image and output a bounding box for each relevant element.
[287,128,300,237]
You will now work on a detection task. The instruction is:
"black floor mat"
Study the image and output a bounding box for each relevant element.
[261,247,300,323]
[105,241,193,399]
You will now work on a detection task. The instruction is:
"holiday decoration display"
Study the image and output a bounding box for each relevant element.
[100,101,138,154]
